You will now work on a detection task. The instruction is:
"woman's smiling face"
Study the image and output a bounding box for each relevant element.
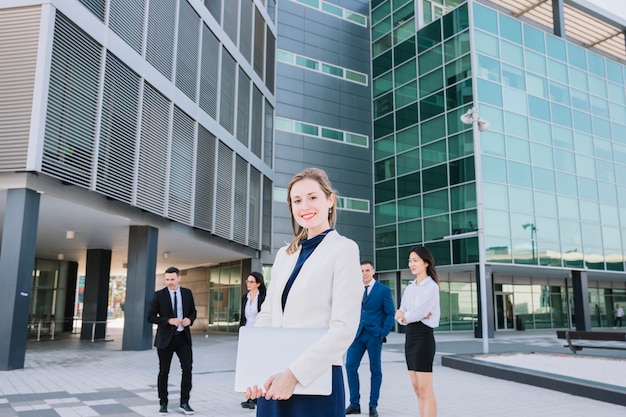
[289,178,334,238]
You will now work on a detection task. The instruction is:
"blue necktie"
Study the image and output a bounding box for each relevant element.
[362,286,368,303]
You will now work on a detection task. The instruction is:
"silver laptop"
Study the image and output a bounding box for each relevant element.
[234,326,332,396]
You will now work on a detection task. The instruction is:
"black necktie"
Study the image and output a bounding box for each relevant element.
[173,291,178,317]
[362,286,368,303]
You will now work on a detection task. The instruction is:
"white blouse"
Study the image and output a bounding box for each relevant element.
[397,276,440,328]
[244,292,259,327]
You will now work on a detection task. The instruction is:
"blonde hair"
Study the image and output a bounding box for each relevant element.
[286,167,338,254]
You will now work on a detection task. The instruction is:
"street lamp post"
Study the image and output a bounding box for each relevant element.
[523,223,537,264]
[461,107,489,354]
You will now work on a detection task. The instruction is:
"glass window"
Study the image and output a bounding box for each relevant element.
[569,67,588,91]
[571,88,590,111]
[534,191,558,217]
[295,55,318,70]
[587,53,605,77]
[553,126,573,150]
[445,55,472,86]
[395,102,418,131]
[572,110,592,134]
[551,103,572,127]
[600,204,619,226]
[418,45,443,74]
[596,158,614,182]
[477,54,500,81]
[608,83,625,105]
[397,172,421,198]
[558,195,580,220]
[417,19,441,53]
[321,63,343,77]
[523,25,545,53]
[421,115,446,144]
[419,68,444,98]
[528,96,550,121]
[420,91,445,120]
[526,73,548,98]
[474,4,498,34]
[567,44,587,70]
[575,153,596,178]
[481,130,505,156]
[477,79,502,106]
[554,149,575,172]
[474,30,499,58]
[483,181,508,210]
[373,50,393,78]
[506,136,530,163]
[578,177,598,201]
[394,18,415,46]
[594,138,612,160]
[531,143,553,167]
[449,131,473,159]
[589,75,607,100]
[451,210,477,235]
[374,135,395,161]
[533,167,556,192]
[443,2,469,39]
[396,125,419,152]
[372,16,392,41]
[397,147,420,175]
[375,157,395,182]
[606,60,624,84]
[373,33,393,57]
[501,40,523,67]
[507,161,532,188]
[423,213,450,241]
[609,103,626,125]
[508,186,533,214]
[535,216,559,242]
[482,155,507,182]
[374,92,394,118]
[579,200,600,223]
[483,209,510,236]
[393,2,414,27]
[295,122,318,135]
[479,104,505,132]
[529,119,552,144]
[446,78,472,110]
[556,172,577,196]
[376,224,397,247]
[443,30,470,62]
[398,195,421,221]
[374,202,396,225]
[547,58,568,83]
[374,72,393,98]
[422,163,448,192]
[525,50,547,76]
[546,35,567,61]
[395,58,417,86]
[502,64,525,89]
[549,81,569,106]
[321,127,343,141]
[499,14,522,43]
[503,89,527,116]
[450,183,476,211]
[395,81,418,108]
[449,156,475,185]
[423,189,449,216]
[374,113,394,139]
[394,37,417,66]
[375,178,395,203]
[598,181,617,204]
[581,223,602,248]
[398,219,422,245]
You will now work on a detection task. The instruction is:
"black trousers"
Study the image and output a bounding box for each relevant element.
[157,332,193,406]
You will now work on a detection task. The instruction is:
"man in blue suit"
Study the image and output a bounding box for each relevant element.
[345,261,395,417]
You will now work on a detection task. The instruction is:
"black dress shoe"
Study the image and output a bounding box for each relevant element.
[179,403,194,415]
[158,404,168,415]
[346,405,361,414]
[241,399,256,409]
[369,407,379,417]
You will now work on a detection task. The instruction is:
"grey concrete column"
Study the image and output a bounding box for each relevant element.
[0,188,41,370]
[475,264,495,338]
[572,270,591,331]
[122,225,158,351]
[81,249,111,340]
[552,0,565,37]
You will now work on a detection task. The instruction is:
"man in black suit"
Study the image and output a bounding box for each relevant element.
[147,266,197,415]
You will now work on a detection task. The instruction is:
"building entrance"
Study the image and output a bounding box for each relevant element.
[495,292,514,330]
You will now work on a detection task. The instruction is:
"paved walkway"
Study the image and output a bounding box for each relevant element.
[1,321,625,416]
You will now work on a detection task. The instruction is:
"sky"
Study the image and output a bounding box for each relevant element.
[586,0,626,20]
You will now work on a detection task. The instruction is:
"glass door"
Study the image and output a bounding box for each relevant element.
[495,292,514,330]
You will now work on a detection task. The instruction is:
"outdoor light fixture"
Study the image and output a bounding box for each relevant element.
[461,108,490,132]
[163,252,170,259]
[66,230,75,239]
[57,253,64,260]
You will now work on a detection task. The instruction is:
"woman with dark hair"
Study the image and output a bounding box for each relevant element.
[240,271,266,410]
[395,246,440,417]
[243,167,362,417]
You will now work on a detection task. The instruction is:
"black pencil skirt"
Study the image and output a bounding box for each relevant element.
[404,321,435,372]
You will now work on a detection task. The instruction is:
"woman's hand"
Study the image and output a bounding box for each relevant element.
[245,385,264,401]
[395,310,407,324]
[263,369,298,401]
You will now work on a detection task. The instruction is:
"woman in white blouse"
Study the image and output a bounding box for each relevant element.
[395,246,441,417]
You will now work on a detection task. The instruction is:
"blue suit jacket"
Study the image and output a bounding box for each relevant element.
[357,281,395,340]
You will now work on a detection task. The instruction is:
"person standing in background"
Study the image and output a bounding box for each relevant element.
[615,304,624,328]
[345,260,395,417]
[395,246,440,417]
[244,167,362,417]
[240,271,267,410]
[147,266,197,415]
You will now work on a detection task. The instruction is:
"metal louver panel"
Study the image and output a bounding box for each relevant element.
[199,24,219,119]
[137,82,169,215]
[215,141,234,239]
[263,100,274,167]
[193,125,216,231]
[146,0,176,80]
[168,106,194,224]
[233,155,248,245]
[239,0,253,64]
[96,52,140,203]
[0,6,39,171]
[248,167,261,249]
[109,0,145,55]
[236,68,250,147]
[78,0,105,21]
[250,86,262,158]
[223,0,238,44]
[219,49,236,134]
[176,0,200,102]
[42,13,101,188]
[262,175,272,250]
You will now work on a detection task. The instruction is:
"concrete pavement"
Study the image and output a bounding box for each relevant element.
[0,321,625,416]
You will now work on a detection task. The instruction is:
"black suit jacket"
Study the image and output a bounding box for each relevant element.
[147,287,197,349]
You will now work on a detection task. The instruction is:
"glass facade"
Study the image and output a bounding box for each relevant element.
[372,0,626,332]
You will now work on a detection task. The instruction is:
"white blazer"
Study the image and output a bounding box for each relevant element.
[255,230,362,387]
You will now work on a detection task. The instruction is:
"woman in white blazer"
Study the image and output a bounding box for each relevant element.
[245,167,362,417]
